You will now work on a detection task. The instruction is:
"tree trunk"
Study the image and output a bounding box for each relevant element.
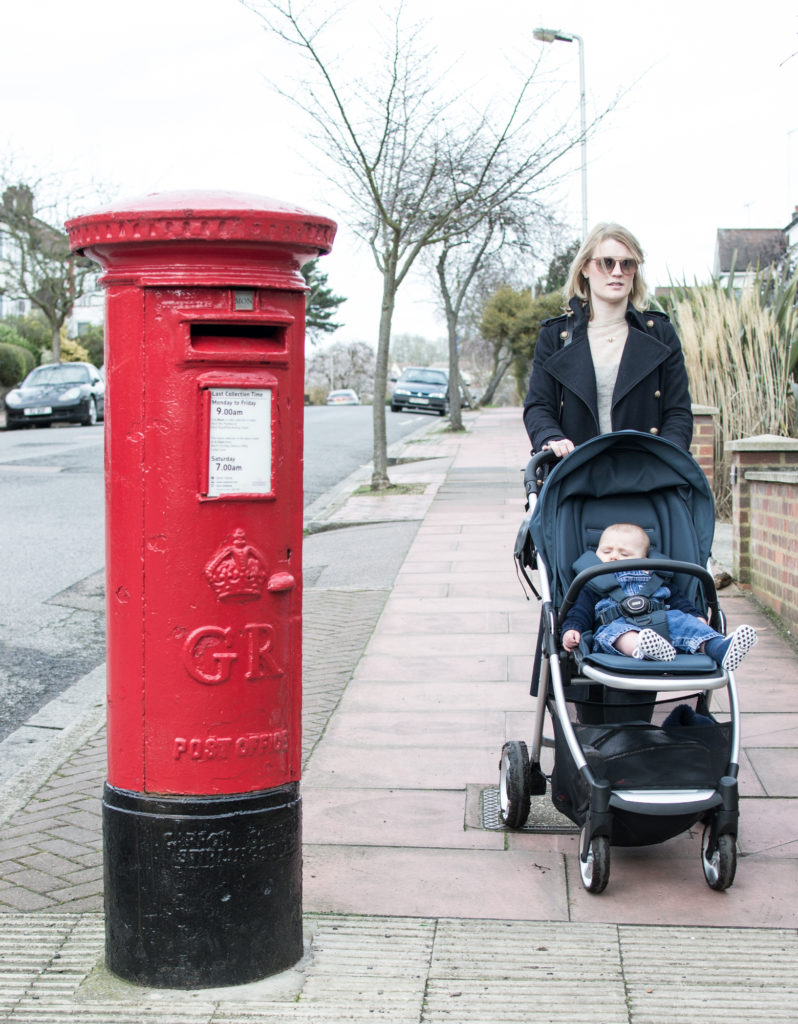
[478,347,514,406]
[51,324,61,363]
[371,256,399,490]
[446,308,463,431]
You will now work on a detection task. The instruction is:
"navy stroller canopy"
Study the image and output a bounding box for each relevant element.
[529,432,716,607]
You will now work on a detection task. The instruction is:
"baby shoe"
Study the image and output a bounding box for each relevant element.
[635,628,677,662]
[721,624,758,672]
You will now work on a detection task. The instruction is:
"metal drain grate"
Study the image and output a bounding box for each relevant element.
[481,786,579,834]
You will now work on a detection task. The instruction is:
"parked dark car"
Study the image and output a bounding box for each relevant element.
[390,367,452,416]
[390,367,473,415]
[4,362,106,428]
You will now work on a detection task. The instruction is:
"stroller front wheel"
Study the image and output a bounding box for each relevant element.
[579,828,610,893]
[498,741,531,829]
[701,825,737,891]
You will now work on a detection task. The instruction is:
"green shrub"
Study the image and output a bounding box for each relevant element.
[0,315,49,357]
[0,343,28,387]
[61,337,91,362]
[76,324,104,367]
[0,324,27,349]
[17,345,35,375]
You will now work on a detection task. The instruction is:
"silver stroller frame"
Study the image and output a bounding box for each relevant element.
[504,442,740,893]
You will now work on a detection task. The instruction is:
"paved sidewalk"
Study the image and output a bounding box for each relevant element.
[1,407,798,1022]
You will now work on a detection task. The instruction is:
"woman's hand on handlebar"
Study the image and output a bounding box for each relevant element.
[544,438,575,459]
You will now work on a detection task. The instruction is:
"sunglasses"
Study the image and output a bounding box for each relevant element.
[591,257,638,275]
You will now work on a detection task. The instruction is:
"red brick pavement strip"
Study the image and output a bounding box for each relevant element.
[0,731,105,913]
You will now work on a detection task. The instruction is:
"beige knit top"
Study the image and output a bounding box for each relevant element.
[587,316,629,434]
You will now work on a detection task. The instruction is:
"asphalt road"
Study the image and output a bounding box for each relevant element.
[303,403,435,505]
[0,425,106,741]
[0,405,431,741]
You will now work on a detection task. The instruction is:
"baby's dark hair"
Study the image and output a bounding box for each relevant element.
[599,523,650,555]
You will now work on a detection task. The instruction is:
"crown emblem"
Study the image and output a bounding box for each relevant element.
[204,529,268,602]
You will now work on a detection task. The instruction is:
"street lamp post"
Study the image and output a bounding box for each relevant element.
[533,27,587,239]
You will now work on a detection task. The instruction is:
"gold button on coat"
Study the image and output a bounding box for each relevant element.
[646,319,654,327]
[560,331,569,340]
[654,390,661,399]
[649,427,659,434]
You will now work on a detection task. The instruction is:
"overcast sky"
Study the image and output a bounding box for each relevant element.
[4,0,797,344]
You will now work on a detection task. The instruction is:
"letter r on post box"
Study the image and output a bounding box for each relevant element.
[244,623,283,680]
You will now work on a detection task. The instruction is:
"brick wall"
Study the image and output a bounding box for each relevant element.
[690,406,716,494]
[727,435,798,638]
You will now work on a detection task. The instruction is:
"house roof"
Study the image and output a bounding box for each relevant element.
[713,228,786,275]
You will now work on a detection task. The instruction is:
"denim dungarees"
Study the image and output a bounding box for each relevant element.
[592,569,724,656]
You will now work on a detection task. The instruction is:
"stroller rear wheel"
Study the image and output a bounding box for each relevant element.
[498,741,531,829]
[579,827,610,893]
[701,824,736,891]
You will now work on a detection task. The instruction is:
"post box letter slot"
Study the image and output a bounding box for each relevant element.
[190,323,287,359]
[206,387,272,497]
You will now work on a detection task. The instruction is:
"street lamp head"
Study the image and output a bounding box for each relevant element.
[533,27,575,43]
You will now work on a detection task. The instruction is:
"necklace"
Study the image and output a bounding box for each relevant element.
[589,315,626,343]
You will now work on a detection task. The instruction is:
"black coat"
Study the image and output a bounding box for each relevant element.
[522,298,693,453]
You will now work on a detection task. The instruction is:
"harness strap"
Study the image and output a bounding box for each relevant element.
[598,597,667,627]
[571,551,673,640]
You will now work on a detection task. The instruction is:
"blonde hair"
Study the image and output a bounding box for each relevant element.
[598,522,651,556]
[565,222,648,315]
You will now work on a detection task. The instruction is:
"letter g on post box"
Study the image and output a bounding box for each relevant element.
[67,192,335,989]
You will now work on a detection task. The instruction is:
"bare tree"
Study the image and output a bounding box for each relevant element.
[0,181,95,362]
[434,220,497,431]
[390,333,447,369]
[306,340,376,401]
[432,200,556,429]
[242,0,607,487]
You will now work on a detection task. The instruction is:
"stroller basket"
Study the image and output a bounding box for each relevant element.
[551,699,732,843]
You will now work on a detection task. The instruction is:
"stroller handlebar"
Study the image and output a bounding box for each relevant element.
[524,449,560,497]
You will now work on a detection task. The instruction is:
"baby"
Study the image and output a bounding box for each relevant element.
[561,523,757,670]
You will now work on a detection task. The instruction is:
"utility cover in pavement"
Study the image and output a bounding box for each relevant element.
[480,785,579,834]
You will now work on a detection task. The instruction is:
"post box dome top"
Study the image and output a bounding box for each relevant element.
[66,189,336,256]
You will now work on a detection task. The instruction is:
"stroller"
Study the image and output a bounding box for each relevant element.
[503,431,740,893]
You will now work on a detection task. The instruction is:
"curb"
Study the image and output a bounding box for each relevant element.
[0,676,106,828]
[303,413,449,532]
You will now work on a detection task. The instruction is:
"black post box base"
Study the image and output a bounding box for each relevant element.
[103,782,302,989]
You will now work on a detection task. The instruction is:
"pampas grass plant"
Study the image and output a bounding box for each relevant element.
[663,264,798,517]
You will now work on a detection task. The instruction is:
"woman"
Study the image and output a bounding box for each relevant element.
[523,223,693,455]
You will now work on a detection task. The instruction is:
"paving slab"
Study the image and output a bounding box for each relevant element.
[303,738,500,791]
[745,747,798,796]
[568,849,798,928]
[303,846,569,920]
[303,787,504,850]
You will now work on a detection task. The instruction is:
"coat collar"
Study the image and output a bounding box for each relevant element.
[567,296,651,334]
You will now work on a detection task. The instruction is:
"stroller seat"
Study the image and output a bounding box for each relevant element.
[554,475,726,688]
[581,651,720,675]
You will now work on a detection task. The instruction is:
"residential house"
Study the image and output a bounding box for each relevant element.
[713,226,787,289]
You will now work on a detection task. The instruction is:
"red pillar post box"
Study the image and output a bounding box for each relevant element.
[66,191,336,989]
